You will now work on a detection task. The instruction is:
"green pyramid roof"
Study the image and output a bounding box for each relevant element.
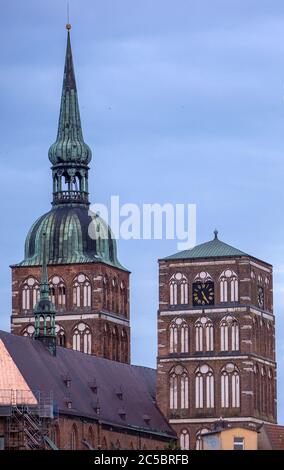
[163,232,248,261]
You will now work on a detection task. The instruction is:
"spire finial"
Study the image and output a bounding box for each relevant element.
[214,229,218,240]
[66,2,71,30]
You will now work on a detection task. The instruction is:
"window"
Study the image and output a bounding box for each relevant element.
[121,330,128,362]
[21,277,40,311]
[112,327,119,361]
[103,276,110,310]
[49,276,66,310]
[219,270,239,302]
[21,325,35,338]
[169,273,188,306]
[73,274,91,308]
[56,325,66,347]
[221,364,240,409]
[220,316,240,352]
[120,281,127,315]
[233,437,244,451]
[50,425,60,448]
[195,365,214,409]
[195,317,214,352]
[169,365,189,410]
[180,430,190,450]
[72,323,92,354]
[70,426,78,450]
[103,324,111,358]
[169,318,189,353]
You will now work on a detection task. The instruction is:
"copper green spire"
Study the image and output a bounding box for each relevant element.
[34,233,57,356]
[48,27,92,207]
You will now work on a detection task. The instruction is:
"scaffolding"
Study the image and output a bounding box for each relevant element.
[0,389,56,450]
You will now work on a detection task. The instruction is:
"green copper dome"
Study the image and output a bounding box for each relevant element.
[16,206,126,270]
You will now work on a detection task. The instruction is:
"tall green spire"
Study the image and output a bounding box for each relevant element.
[48,26,92,207]
[34,233,57,356]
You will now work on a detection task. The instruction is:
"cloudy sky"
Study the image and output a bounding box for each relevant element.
[0,0,283,420]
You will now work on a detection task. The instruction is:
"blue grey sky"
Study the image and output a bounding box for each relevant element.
[0,0,283,420]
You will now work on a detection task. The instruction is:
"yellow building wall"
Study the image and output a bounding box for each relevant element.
[220,428,258,450]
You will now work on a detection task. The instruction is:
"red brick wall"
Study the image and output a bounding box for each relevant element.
[11,262,131,363]
[156,255,276,449]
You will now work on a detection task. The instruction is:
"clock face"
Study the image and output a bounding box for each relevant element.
[193,282,214,306]
[258,286,264,308]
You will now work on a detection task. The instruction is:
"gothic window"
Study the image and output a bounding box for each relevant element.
[254,364,260,411]
[169,318,189,353]
[121,330,128,362]
[169,273,188,306]
[192,272,214,306]
[72,323,92,354]
[112,326,119,361]
[268,369,274,416]
[120,281,127,315]
[195,317,214,352]
[70,425,78,450]
[21,325,35,338]
[219,270,239,302]
[261,366,267,414]
[111,278,119,312]
[21,277,40,311]
[103,323,111,358]
[49,276,66,310]
[195,365,214,409]
[169,365,189,410]
[50,425,60,448]
[72,274,91,308]
[180,429,190,450]
[220,316,240,352]
[221,363,240,409]
[103,276,110,310]
[87,427,94,449]
[195,428,210,450]
[56,325,66,347]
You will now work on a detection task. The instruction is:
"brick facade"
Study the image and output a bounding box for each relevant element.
[156,254,277,450]
[11,262,131,363]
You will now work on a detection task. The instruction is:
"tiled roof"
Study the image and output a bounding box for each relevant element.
[263,424,284,450]
[163,236,248,261]
[0,331,175,439]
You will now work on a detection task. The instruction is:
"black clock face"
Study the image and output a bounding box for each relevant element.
[258,286,264,308]
[193,282,214,306]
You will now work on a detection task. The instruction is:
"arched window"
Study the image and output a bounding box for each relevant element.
[180,429,190,450]
[50,425,60,448]
[112,327,119,361]
[169,365,189,410]
[21,325,35,338]
[195,365,214,409]
[56,325,66,347]
[219,270,238,302]
[169,273,188,306]
[72,323,92,354]
[120,281,127,315]
[169,318,189,353]
[261,366,267,414]
[103,323,111,358]
[221,363,240,408]
[21,277,40,311]
[103,276,110,310]
[121,330,128,362]
[70,425,78,450]
[268,369,274,416]
[195,317,214,352]
[49,276,66,310]
[254,364,260,411]
[88,427,94,449]
[196,428,210,450]
[73,274,91,308]
[102,437,107,450]
[220,316,240,352]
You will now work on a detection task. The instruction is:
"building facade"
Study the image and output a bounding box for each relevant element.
[10,28,130,364]
[156,231,277,450]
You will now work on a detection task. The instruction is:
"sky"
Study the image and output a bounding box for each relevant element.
[0,0,284,420]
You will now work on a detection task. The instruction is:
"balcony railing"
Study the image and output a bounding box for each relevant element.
[53,191,89,204]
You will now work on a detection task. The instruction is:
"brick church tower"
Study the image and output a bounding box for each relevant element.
[10,27,130,363]
[156,231,276,449]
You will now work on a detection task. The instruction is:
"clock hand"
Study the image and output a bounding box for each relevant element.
[201,292,209,304]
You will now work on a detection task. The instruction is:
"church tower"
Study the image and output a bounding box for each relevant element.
[11,26,130,363]
[156,231,277,449]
